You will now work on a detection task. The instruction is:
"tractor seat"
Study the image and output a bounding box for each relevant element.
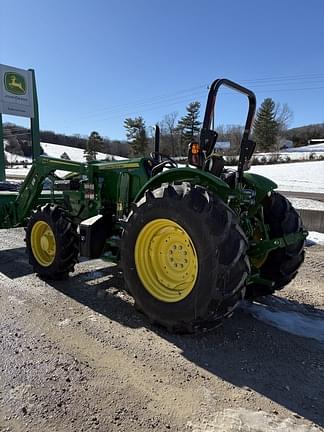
[205,154,225,178]
[205,155,236,187]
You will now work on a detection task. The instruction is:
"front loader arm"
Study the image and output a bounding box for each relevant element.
[10,156,87,227]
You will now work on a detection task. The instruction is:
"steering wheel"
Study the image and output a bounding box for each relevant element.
[150,152,178,168]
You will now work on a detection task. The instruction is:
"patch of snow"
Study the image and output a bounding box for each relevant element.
[5,150,31,164]
[5,167,30,179]
[306,231,324,246]
[188,408,320,432]
[241,301,324,343]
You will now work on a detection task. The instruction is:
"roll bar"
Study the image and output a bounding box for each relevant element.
[201,78,256,151]
[200,78,257,183]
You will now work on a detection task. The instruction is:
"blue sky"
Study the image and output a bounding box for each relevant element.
[1,0,323,140]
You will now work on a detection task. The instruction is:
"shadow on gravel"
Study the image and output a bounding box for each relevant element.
[165,312,324,428]
[45,267,324,429]
[0,247,33,278]
[2,244,322,428]
[49,266,142,330]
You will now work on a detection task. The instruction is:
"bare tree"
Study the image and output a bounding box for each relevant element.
[216,124,244,155]
[275,103,294,134]
[161,112,178,156]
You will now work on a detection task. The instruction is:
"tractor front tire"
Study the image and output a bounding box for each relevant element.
[246,192,305,298]
[121,182,250,333]
[25,204,79,280]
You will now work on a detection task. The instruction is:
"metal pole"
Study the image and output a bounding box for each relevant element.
[0,114,5,181]
[29,69,40,160]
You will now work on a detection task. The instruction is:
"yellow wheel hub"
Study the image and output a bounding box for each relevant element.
[31,221,56,267]
[135,219,198,302]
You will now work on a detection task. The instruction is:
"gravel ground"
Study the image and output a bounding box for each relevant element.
[0,228,323,432]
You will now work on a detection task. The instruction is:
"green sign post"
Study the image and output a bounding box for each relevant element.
[0,115,5,181]
[0,64,40,182]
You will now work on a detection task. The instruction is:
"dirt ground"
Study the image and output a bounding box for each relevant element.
[0,228,323,432]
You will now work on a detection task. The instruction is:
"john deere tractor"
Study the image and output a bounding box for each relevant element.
[0,78,307,332]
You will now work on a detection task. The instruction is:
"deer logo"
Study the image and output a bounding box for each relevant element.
[4,72,26,95]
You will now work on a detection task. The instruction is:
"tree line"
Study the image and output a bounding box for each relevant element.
[3,123,129,160]
[123,98,296,156]
[3,96,323,162]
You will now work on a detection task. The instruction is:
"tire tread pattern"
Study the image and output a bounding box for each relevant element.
[246,192,305,298]
[121,182,250,333]
[25,204,79,280]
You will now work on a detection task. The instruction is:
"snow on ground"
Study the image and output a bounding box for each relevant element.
[41,142,126,162]
[284,143,324,153]
[306,231,324,246]
[246,150,323,163]
[249,160,324,193]
[5,167,30,179]
[227,143,324,163]
[4,144,324,194]
[5,141,126,164]
[241,300,324,343]
[6,160,324,194]
[288,197,324,211]
[5,142,127,179]
[288,197,324,210]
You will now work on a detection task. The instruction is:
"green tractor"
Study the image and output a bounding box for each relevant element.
[0,78,307,332]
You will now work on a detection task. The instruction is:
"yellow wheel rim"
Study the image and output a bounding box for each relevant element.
[31,221,56,267]
[135,219,198,303]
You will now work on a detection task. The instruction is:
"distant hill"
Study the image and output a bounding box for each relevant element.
[2,122,129,158]
[284,123,324,147]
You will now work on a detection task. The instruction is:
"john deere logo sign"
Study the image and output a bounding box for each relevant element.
[4,72,26,95]
[0,64,34,118]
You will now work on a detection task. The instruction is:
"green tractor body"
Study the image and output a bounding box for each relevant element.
[0,77,307,332]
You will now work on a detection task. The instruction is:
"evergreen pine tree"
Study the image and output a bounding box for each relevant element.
[177,101,201,155]
[60,151,70,160]
[84,131,103,161]
[253,98,279,151]
[124,117,148,156]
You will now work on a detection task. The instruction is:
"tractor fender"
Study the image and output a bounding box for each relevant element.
[243,172,277,203]
[134,167,231,203]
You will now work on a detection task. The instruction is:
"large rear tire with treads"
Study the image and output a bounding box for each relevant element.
[121,182,250,333]
[246,192,305,299]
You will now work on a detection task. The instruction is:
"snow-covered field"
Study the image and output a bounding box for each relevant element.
[253,142,324,162]
[4,141,324,194]
[5,142,127,179]
[249,160,324,193]
[5,141,126,164]
[288,197,324,211]
[284,142,324,153]
[6,156,324,194]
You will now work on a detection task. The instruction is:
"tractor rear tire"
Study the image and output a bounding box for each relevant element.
[246,192,305,298]
[121,182,250,333]
[25,204,79,280]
